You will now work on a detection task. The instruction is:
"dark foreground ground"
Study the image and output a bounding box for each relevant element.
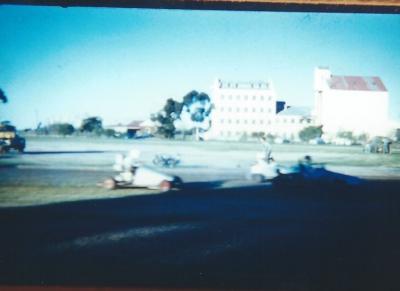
[1,181,400,290]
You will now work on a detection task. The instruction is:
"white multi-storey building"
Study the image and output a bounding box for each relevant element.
[314,67,389,137]
[209,79,278,139]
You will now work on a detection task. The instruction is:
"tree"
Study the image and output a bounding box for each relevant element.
[152,91,213,140]
[299,126,323,142]
[180,91,212,140]
[151,99,182,138]
[48,123,75,136]
[80,116,103,135]
[104,128,117,138]
[0,88,7,104]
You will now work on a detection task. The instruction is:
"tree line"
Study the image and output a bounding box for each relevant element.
[35,117,119,137]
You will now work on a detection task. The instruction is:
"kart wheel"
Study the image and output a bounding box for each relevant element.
[103,178,117,190]
[160,180,172,192]
[172,176,183,189]
[251,174,264,183]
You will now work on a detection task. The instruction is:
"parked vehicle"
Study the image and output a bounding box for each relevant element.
[309,137,326,145]
[0,124,25,153]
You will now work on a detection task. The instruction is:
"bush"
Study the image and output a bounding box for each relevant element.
[299,126,323,142]
[103,129,117,138]
[80,117,103,135]
[48,123,75,136]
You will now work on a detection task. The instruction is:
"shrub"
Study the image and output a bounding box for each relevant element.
[48,123,75,136]
[299,126,323,142]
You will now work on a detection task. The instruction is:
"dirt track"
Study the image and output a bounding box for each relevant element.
[1,137,399,206]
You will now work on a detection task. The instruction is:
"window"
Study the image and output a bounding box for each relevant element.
[236,95,241,100]
[221,95,225,100]
[244,95,248,100]
[260,108,264,113]
[291,118,295,123]
[268,96,272,101]
[268,108,272,113]
[228,119,232,124]
[236,119,240,124]
[220,119,224,124]
[260,96,264,101]
[252,120,256,124]
[260,120,264,124]
[252,108,256,112]
[228,107,232,112]
[228,95,232,100]
[252,96,256,100]
[236,108,240,112]
[244,108,248,112]
[244,120,248,124]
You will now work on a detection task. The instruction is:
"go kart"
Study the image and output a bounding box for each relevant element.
[250,155,362,187]
[102,165,183,192]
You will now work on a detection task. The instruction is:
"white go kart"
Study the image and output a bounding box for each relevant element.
[101,151,183,192]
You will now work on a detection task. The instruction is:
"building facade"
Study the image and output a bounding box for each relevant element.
[274,106,314,141]
[209,79,278,140]
[314,67,389,137]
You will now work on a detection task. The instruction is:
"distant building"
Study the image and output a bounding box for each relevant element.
[105,120,150,138]
[314,67,389,137]
[209,78,278,140]
[274,106,314,140]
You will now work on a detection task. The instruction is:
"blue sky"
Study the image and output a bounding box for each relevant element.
[0,5,399,128]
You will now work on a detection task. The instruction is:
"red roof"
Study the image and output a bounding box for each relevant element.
[328,75,387,92]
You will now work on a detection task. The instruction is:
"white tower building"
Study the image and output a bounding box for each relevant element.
[209,78,278,140]
[314,67,389,137]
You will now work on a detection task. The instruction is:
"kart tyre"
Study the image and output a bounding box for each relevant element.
[103,178,117,190]
[160,180,172,192]
[172,176,183,189]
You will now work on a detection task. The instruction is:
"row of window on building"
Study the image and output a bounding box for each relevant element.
[221,82,269,89]
[218,118,312,125]
[217,107,273,113]
[219,95,273,101]
[276,118,312,124]
[219,119,271,125]
[219,130,297,139]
